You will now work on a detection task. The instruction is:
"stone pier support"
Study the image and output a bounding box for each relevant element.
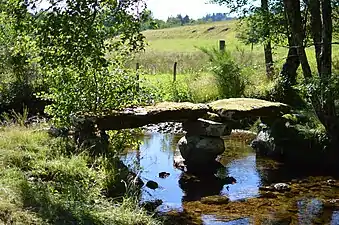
[176,118,231,173]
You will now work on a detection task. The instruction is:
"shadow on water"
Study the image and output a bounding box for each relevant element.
[121,133,339,225]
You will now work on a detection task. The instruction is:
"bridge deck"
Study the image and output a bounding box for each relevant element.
[78,98,290,130]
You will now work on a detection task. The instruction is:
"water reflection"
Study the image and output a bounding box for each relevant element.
[121,133,263,208]
[121,133,183,211]
[121,133,339,224]
[332,211,339,225]
[202,215,250,225]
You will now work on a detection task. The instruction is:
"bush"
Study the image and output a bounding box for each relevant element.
[199,47,247,98]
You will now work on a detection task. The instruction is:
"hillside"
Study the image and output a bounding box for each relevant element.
[142,20,243,52]
[143,20,237,40]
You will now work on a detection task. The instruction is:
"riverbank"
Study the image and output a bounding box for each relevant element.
[0,124,160,225]
[2,122,339,225]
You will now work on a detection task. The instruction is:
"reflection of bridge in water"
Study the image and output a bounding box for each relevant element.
[122,133,339,225]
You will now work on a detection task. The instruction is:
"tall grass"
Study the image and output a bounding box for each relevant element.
[141,73,219,103]
[128,51,209,75]
[0,124,160,225]
[199,47,247,98]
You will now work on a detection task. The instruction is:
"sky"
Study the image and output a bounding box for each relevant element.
[146,0,229,20]
[37,0,229,21]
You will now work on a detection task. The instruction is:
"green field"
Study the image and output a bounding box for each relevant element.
[132,20,339,103]
[135,20,266,74]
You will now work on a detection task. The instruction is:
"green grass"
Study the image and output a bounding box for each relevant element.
[0,124,160,225]
[132,20,270,74]
[130,20,339,103]
[141,73,219,103]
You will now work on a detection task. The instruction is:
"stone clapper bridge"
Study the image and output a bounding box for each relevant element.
[74,98,290,173]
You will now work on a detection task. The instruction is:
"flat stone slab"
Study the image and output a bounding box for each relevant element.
[86,102,209,130]
[183,118,231,137]
[208,98,290,120]
[76,98,290,130]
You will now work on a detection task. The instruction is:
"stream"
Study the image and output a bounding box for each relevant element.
[121,132,339,225]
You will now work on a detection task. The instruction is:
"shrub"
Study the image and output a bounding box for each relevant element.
[199,47,247,98]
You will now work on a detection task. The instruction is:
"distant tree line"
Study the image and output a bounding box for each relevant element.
[140,11,234,30]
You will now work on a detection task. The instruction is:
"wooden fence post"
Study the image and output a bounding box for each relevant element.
[219,40,226,51]
[173,62,177,82]
[136,63,140,91]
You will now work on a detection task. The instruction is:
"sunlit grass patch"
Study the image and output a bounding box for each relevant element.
[0,125,160,225]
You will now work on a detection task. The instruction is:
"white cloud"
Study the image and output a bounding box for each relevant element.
[36,0,229,20]
[146,0,230,20]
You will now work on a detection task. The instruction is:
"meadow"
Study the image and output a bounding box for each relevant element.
[131,20,339,103]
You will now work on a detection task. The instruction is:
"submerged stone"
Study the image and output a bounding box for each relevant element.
[200,195,229,205]
[260,192,278,199]
[323,199,339,209]
[327,179,336,184]
[141,199,163,212]
[146,180,159,190]
[259,186,275,192]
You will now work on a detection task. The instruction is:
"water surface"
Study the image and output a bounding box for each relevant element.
[121,133,339,224]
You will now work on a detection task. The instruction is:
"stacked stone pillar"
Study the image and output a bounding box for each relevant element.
[176,118,231,174]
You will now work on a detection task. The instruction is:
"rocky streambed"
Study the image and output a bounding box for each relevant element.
[121,131,339,225]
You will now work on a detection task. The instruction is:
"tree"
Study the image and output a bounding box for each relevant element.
[0,0,152,126]
[213,0,339,148]
[182,15,191,25]
[284,0,339,147]
[211,0,274,79]
[0,0,43,113]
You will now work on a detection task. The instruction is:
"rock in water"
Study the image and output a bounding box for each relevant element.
[260,192,278,199]
[273,183,291,192]
[141,199,163,212]
[159,172,170,178]
[182,118,231,137]
[177,135,225,163]
[146,180,159,190]
[250,130,278,156]
[201,195,229,205]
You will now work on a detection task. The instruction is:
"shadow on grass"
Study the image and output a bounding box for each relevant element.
[20,180,99,225]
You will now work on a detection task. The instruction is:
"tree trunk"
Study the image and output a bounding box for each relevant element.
[280,4,299,88]
[309,0,322,74]
[285,0,339,149]
[279,37,301,106]
[320,0,338,145]
[283,0,323,125]
[261,0,274,79]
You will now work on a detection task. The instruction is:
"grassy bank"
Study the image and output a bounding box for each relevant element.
[0,124,160,225]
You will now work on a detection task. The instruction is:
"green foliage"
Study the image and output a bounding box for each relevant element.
[199,47,247,98]
[0,125,160,225]
[17,0,150,127]
[235,2,288,47]
[294,68,339,111]
[1,107,29,126]
[0,1,44,113]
